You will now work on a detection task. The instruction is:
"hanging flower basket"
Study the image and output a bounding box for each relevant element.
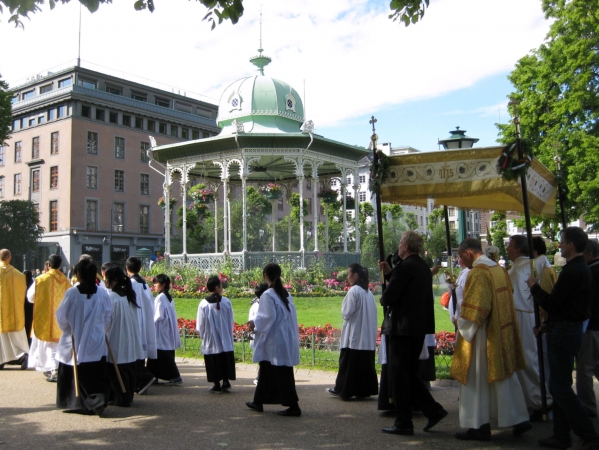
[189,183,215,204]
[158,197,177,209]
[259,183,283,200]
[319,188,338,204]
[345,196,355,209]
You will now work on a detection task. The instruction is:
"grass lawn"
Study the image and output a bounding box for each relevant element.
[174,284,455,333]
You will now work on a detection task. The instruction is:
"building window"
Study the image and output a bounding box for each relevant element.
[359,175,366,184]
[57,105,66,118]
[82,105,91,118]
[331,180,337,187]
[278,197,284,211]
[307,198,312,211]
[0,146,4,166]
[140,173,149,195]
[58,78,72,88]
[0,177,4,198]
[135,117,143,129]
[181,128,188,139]
[115,137,125,159]
[109,111,118,124]
[13,119,20,131]
[96,109,105,121]
[22,90,34,100]
[131,92,147,102]
[32,170,40,193]
[448,207,455,217]
[49,200,58,231]
[113,203,124,233]
[420,216,423,226]
[306,179,311,190]
[86,200,97,231]
[40,84,52,94]
[87,131,98,155]
[147,120,155,132]
[51,132,59,154]
[106,86,122,96]
[449,221,456,230]
[48,109,55,120]
[155,98,170,108]
[346,176,352,185]
[170,125,178,137]
[86,166,98,189]
[50,166,58,189]
[159,123,167,134]
[192,130,199,140]
[203,132,210,138]
[359,191,366,202]
[28,118,35,127]
[38,115,46,124]
[80,79,96,89]
[15,141,22,162]
[32,137,40,159]
[139,205,149,234]
[123,115,131,127]
[14,173,22,195]
[115,170,124,192]
[140,141,150,163]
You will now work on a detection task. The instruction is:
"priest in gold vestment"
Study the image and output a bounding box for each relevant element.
[0,249,29,368]
[451,239,531,441]
[27,254,71,381]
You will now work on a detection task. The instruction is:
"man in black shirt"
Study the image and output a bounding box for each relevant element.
[576,240,599,418]
[527,227,599,450]
[378,231,447,436]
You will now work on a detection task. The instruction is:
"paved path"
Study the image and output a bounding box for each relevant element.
[1,359,596,449]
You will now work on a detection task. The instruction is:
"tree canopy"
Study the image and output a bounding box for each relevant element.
[2,0,431,29]
[498,0,599,228]
[0,73,11,146]
[0,200,43,256]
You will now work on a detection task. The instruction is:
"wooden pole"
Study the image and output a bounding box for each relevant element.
[71,334,80,398]
[370,116,386,290]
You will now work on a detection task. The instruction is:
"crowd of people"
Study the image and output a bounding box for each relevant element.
[1,225,599,449]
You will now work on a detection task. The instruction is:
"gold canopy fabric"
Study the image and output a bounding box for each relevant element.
[380,146,557,216]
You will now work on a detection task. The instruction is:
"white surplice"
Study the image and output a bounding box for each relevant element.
[130,277,158,359]
[106,291,145,364]
[0,330,29,365]
[196,296,234,355]
[153,293,180,351]
[55,286,112,365]
[449,268,470,323]
[252,289,300,367]
[457,255,529,429]
[26,283,58,371]
[248,298,260,349]
[340,285,378,351]
[509,256,548,411]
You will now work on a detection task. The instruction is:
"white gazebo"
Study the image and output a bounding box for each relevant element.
[149,50,369,272]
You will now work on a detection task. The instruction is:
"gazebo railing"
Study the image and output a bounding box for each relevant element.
[168,251,360,272]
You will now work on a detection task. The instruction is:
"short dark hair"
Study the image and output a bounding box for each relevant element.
[532,237,547,256]
[126,257,142,274]
[48,254,62,269]
[562,226,588,253]
[101,261,117,273]
[585,240,599,258]
[207,275,221,293]
[254,282,269,299]
[509,235,529,256]
[458,238,482,254]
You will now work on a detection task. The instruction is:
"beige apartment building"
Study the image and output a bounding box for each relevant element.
[1,66,219,271]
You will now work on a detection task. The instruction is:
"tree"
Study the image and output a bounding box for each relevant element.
[0,73,11,146]
[490,211,508,259]
[498,0,599,228]
[0,200,43,257]
[2,0,430,29]
[425,221,458,263]
[404,212,418,231]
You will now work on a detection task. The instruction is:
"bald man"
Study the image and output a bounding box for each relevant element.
[0,249,29,369]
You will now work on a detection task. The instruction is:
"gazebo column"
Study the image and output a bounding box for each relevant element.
[325,203,329,252]
[299,175,305,252]
[214,192,218,253]
[181,173,188,258]
[354,182,360,253]
[228,197,232,252]
[163,178,172,255]
[222,176,229,253]
[241,176,248,252]
[313,176,319,252]
[342,179,348,253]
[271,200,276,252]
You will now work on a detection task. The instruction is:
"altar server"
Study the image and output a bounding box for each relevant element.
[196,275,236,393]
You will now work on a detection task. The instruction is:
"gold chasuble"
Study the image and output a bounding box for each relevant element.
[451,264,525,385]
[33,269,71,342]
[0,262,27,333]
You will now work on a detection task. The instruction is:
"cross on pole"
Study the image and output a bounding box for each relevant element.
[369,116,377,134]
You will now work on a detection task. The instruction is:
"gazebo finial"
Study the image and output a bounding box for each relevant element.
[249,7,271,75]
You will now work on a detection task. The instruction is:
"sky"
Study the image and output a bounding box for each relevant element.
[0,0,551,151]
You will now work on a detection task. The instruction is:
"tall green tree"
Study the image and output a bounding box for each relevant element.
[0,73,11,146]
[0,200,43,256]
[490,211,508,259]
[498,0,599,228]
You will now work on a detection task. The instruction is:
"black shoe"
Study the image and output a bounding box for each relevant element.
[424,408,448,431]
[512,420,532,436]
[222,380,231,390]
[538,435,572,449]
[381,426,414,436]
[209,386,222,394]
[277,407,301,417]
[455,424,491,441]
[327,388,339,397]
[19,354,28,370]
[246,402,263,412]
[530,410,545,422]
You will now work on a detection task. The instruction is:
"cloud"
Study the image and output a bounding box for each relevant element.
[0,0,549,128]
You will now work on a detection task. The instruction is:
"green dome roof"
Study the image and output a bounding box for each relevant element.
[217,52,305,134]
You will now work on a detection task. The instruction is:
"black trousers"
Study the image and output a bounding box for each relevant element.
[388,335,443,428]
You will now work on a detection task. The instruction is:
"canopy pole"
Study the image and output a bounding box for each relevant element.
[512,103,548,420]
[444,206,457,332]
[553,152,569,229]
[369,116,386,290]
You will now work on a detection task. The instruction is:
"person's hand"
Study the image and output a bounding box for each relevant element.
[526,276,539,288]
[431,265,441,276]
[447,283,455,290]
[378,260,392,275]
[451,317,457,326]
[247,320,255,332]
[533,324,547,337]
